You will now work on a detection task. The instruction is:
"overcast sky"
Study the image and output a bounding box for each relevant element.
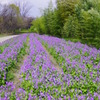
[0,0,56,17]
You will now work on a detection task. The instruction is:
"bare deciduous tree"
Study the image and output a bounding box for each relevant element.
[0,2,33,34]
[15,1,32,18]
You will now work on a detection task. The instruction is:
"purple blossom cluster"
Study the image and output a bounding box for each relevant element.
[0,34,28,85]
[20,34,66,99]
[0,81,28,100]
[0,82,15,99]
[0,37,15,53]
[36,34,100,99]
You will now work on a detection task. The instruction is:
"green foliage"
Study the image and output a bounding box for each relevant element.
[43,8,62,36]
[29,17,45,34]
[0,44,9,54]
[63,16,80,38]
[9,4,20,16]
[9,92,16,100]
[6,71,15,81]
[15,29,30,34]
[29,0,100,49]
[30,1,62,37]
[21,80,32,92]
[57,0,79,22]
[80,8,100,38]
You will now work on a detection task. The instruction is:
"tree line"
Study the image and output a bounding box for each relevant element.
[0,2,34,34]
[30,0,100,40]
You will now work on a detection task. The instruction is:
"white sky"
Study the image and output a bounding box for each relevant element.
[0,0,56,17]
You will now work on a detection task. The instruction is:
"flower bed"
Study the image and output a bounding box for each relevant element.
[36,34,100,99]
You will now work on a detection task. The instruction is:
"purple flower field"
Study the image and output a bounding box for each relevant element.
[0,33,100,99]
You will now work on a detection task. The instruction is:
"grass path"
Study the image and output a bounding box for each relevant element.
[42,45,62,73]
